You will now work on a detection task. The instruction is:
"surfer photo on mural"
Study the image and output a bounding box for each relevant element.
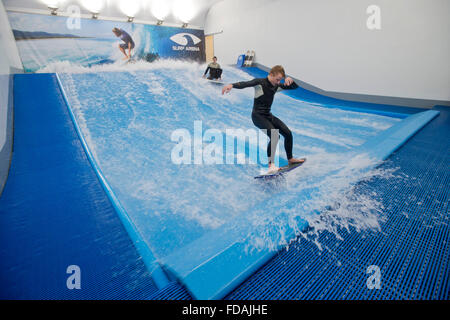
[112,27,135,60]
[222,65,306,175]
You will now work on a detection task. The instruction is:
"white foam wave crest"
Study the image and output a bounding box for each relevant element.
[244,153,401,252]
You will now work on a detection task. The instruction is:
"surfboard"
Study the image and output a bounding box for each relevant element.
[207,79,224,85]
[243,50,250,66]
[247,50,255,67]
[117,56,137,66]
[254,158,306,180]
[244,50,255,67]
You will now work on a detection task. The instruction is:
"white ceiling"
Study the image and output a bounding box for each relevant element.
[2,0,224,28]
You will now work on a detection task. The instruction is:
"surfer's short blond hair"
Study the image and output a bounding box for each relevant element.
[269,65,286,77]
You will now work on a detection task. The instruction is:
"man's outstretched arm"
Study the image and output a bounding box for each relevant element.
[231,78,261,89]
[222,78,261,95]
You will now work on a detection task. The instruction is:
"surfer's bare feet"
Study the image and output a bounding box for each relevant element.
[288,158,305,165]
[267,163,280,174]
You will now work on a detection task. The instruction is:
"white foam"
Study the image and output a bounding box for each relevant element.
[245,153,400,252]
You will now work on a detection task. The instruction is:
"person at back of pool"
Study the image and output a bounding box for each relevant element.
[222,65,305,174]
[112,27,135,60]
[203,56,223,80]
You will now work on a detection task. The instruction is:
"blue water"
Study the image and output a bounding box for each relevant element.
[57,61,401,271]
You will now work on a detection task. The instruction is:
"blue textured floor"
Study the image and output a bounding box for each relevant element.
[0,74,159,299]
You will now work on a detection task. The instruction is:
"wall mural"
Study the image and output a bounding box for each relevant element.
[8,12,205,72]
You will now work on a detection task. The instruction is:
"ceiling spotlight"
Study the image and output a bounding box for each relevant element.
[173,0,195,25]
[182,23,188,28]
[81,0,104,19]
[42,0,59,15]
[156,19,163,26]
[48,6,58,15]
[151,0,170,22]
[119,0,140,22]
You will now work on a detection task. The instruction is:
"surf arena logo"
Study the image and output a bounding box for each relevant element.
[170,33,202,52]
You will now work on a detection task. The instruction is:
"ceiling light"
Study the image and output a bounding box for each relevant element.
[151,0,170,21]
[49,6,58,15]
[173,0,196,24]
[41,0,59,8]
[41,0,59,15]
[119,0,141,20]
[81,0,104,19]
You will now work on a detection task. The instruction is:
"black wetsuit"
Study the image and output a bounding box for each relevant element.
[232,77,299,163]
[204,62,223,80]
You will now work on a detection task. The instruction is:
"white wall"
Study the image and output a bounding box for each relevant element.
[205,0,450,101]
[0,0,22,150]
[0,0,22,194]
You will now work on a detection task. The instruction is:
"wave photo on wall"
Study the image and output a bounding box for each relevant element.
[8,11,205,73]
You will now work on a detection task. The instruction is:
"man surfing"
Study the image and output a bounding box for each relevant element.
[222,65,305,174]
[203,56,223,80]
[112,27,135,60]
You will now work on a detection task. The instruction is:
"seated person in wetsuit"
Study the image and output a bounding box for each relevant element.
[203,56,223,80]
[222,65,305,173]
[112,27,135,60]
